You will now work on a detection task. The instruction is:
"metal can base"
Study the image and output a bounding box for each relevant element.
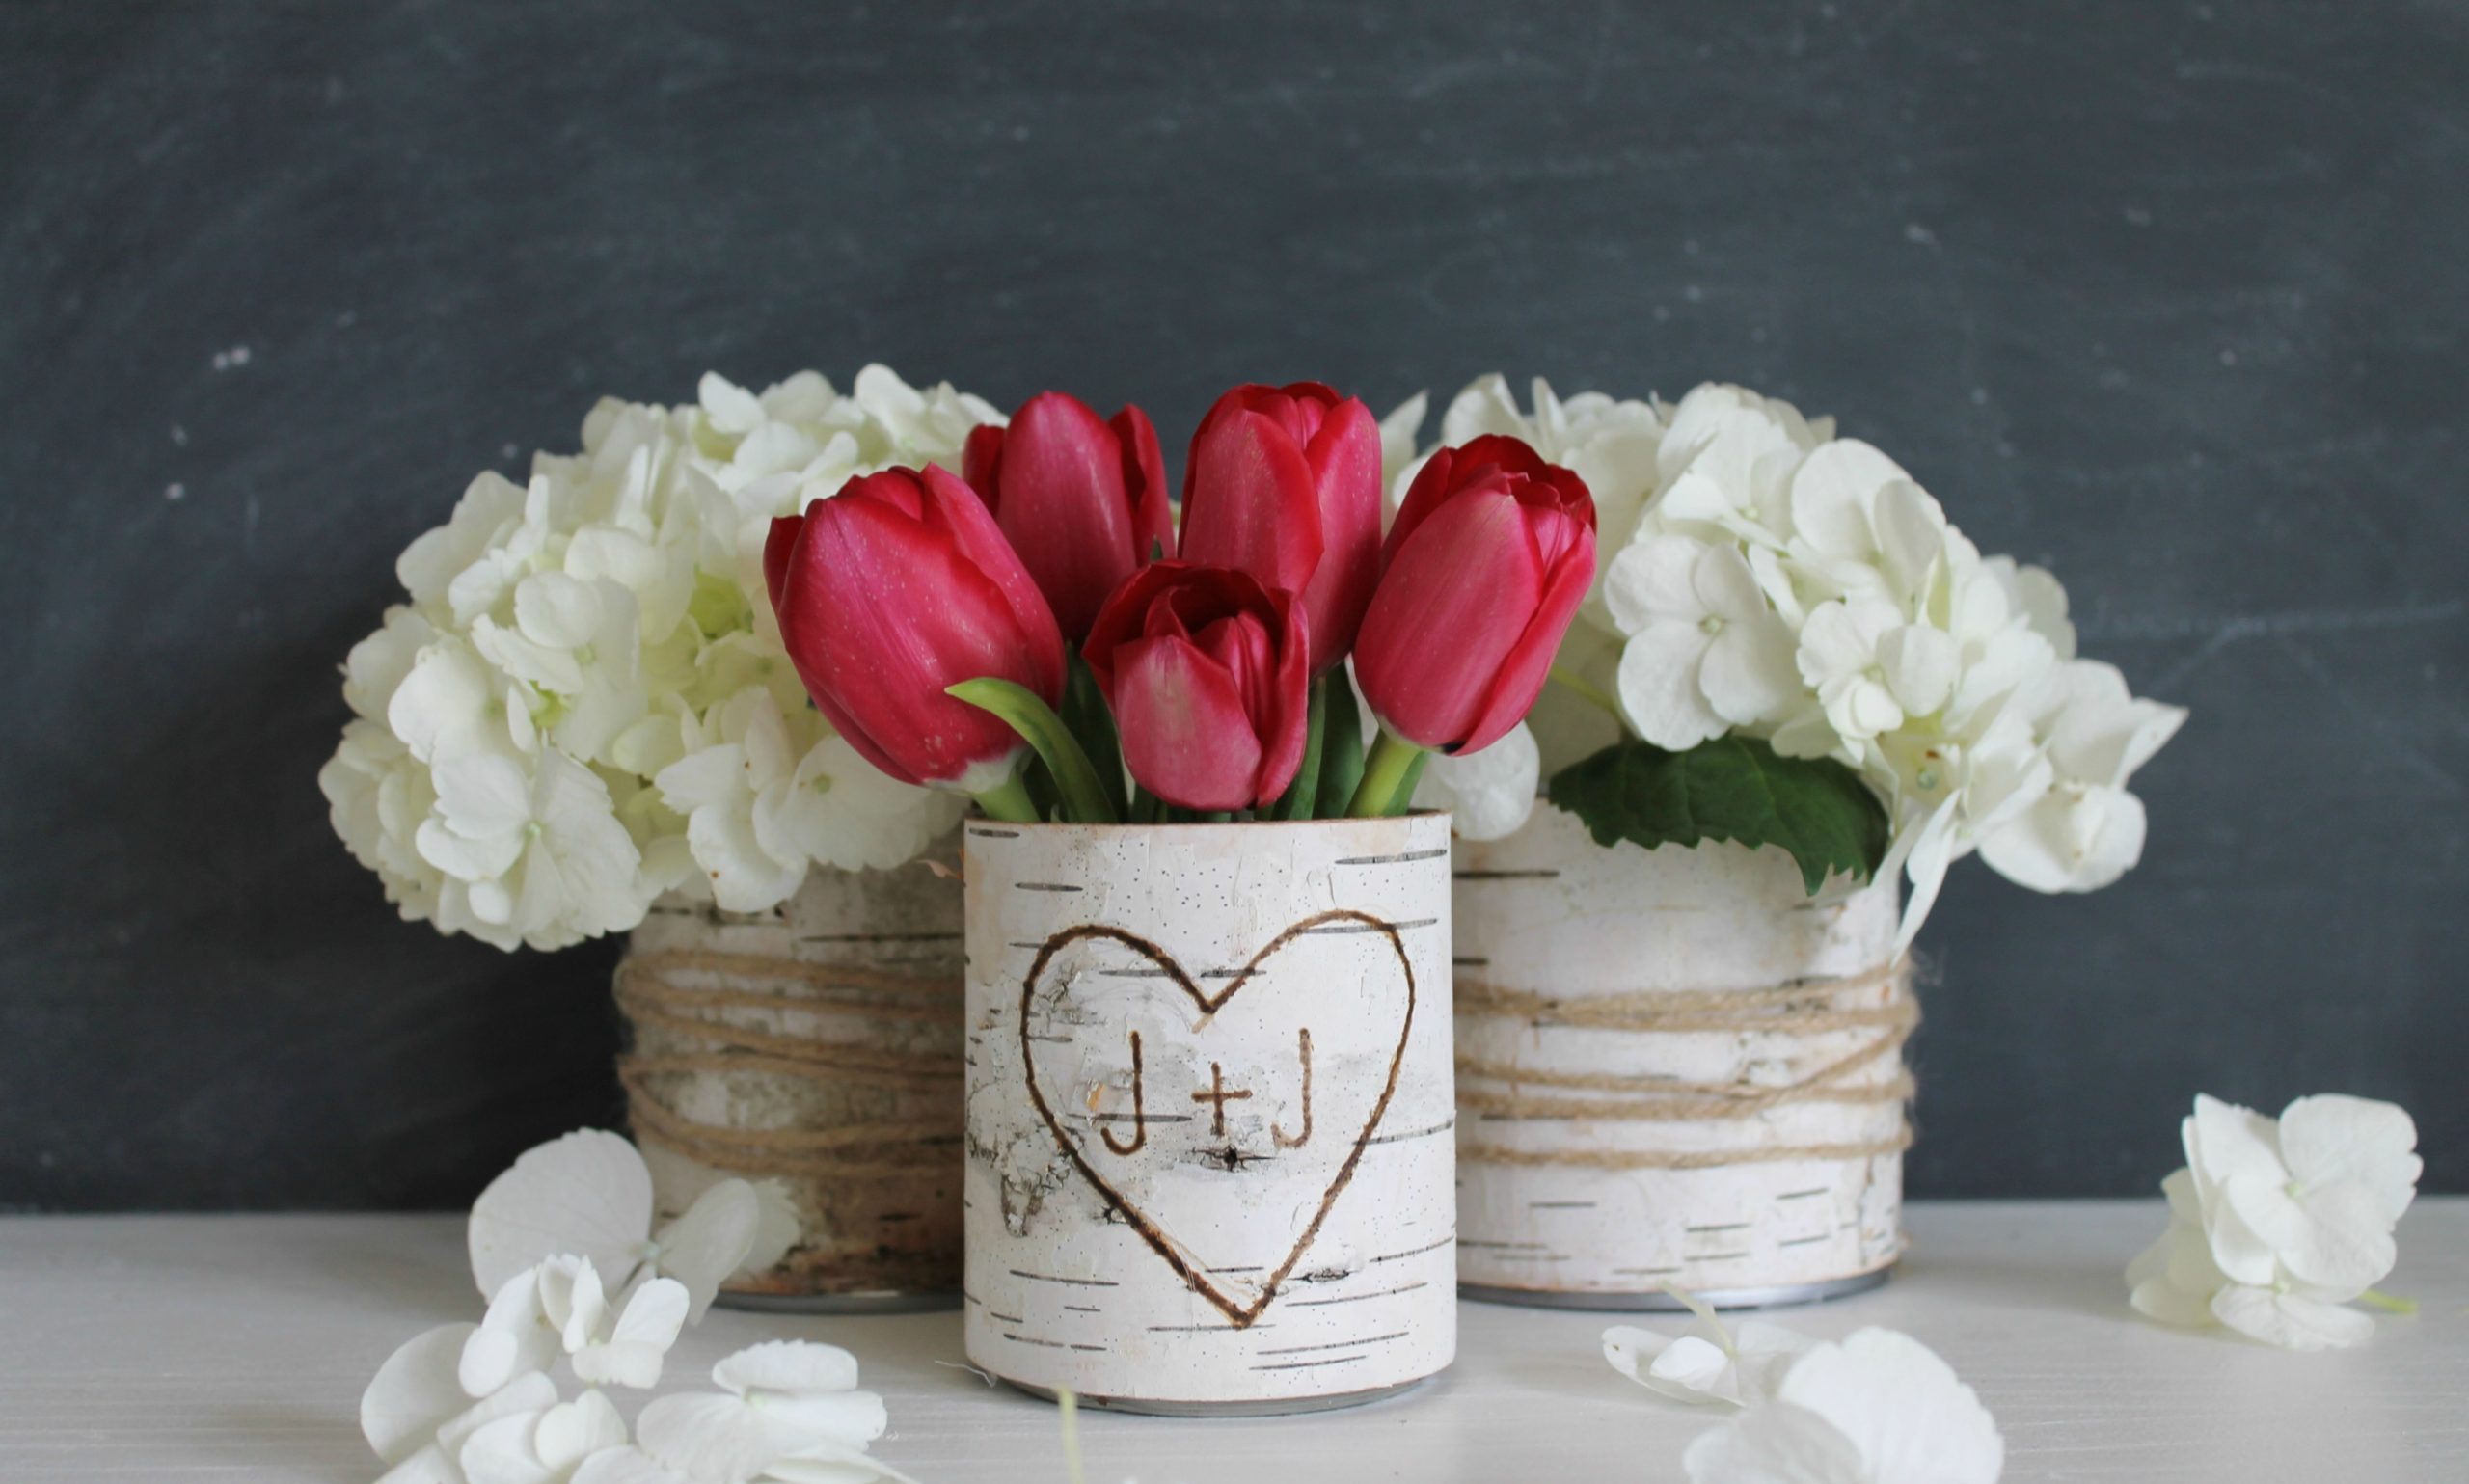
[1460,1264,1892,1312]
[715,1287,963,1315]
[1003,1376,1430,1418]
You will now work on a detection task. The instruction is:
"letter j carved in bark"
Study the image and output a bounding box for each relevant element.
[1100,1030,1147,1155]
[1273,1028,1314,1149]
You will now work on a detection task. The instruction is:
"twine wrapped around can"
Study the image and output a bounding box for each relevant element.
[1453,808,1911,1307]
[616,851,966,1307]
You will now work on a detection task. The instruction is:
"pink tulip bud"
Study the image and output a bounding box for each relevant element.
[1178,382,1382,675]
[1355,435,1597,754]
[766,465,1066,791]
[963,391,1173,639]
[1082,562,1311,811]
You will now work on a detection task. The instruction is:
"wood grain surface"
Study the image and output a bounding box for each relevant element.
[1,1201,2461,1481]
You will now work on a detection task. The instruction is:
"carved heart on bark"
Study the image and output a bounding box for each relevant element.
[1017,908,1418,1328]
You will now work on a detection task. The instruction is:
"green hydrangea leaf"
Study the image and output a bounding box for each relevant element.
[1545,736,1890,895]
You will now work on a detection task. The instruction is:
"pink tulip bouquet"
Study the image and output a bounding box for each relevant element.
[763,382,1601,826]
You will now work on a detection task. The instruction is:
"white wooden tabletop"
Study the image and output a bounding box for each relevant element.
[2,1201,2460,1482]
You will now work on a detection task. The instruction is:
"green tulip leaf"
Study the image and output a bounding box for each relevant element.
[947,677,1120,824]
[1545,736,1890,895]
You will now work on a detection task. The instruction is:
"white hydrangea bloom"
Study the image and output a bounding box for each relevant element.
[1403,374,2184,947]
[1608,533,1804,750]
[1978,660,2186,895]
[323,367,994,951]
[2128,1093,2420,1350]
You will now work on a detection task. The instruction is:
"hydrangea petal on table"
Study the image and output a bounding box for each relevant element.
[362,1129,915,1484]
[2128,1093,2421,1350]
[1385,374,2185,947]
[319,366,989,949]
[1604,1300,2004,1484]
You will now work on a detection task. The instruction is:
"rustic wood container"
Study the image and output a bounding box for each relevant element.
[961,814,1457,1414]
[616,852,965,1309]
[1453,807,1910,1309]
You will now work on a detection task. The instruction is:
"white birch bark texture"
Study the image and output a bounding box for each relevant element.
[963,814,1456,1412]
[616,853,965,1303]
[1453,807,1909,1302]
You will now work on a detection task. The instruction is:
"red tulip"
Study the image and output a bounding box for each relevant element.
[1178,382,1382,674]
[1082,562,1311,811]
[1354,435,1597,754]
[963,392,1172,638]
[766,465,1066,791]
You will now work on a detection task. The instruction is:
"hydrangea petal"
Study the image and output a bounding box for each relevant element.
[2221,1172,2395,1298]
[364,1324,483,1465]
[573,1448,698,1484]
[462,1268,561,1396]
[1617,625,1724,750]
[759,1441,923,1484]
[1701,617,1802,726]
[2277,1094,2423,1227]
[714,1340,864,1398]
[573,1279,689,1390]
[1414,722,1539,842]
[1683,1398,1867,1484]
[469,1131,655,1298]
[638,1392,825,1484]
[1775,1328,2003,1484]
[654,1182,762,1322]
[2209,1285,2376,1352]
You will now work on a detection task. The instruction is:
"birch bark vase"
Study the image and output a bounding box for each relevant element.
[1453,807,1910,1308]
[963,814,1457,1415]
[616,851,965,1309]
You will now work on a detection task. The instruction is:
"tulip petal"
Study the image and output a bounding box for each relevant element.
[912,466,1066,702]
[1181,407,1325,598]
[1111,404,1174,563]
[1456,507,1596,754]
[1296,396,1385,665]
[1356,487,1539,750]
[990,392,1139,638]
[1112,633,1266,811]
[763,515,804,613]
[776,490,1045,787]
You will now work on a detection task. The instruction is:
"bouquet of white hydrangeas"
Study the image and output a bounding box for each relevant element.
[1385,375,2185,949]
[319,366,999,951]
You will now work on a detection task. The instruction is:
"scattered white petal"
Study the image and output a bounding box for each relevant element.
[471,1131,656,1298]
[365,1324,483,1466]
[1684,1328,2003,1484]
[652,1179,765,1322]
[1603,1288,1812,1410]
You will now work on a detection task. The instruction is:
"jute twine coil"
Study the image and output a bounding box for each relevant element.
[1456,958,1915,1171]
[615,950,963,1182]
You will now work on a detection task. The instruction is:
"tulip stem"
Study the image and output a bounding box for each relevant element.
[972,769,1042,823]
[1345,727,1428,819]
[947,678,1121,824]
[1549,661,1627,731]
[1393,750,1431,817]
[1063,654,1131,820]
[1317,673,1366,819]
[1274,674,1331,821]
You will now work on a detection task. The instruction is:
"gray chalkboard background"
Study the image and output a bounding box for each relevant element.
[4,2,2462,1210]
